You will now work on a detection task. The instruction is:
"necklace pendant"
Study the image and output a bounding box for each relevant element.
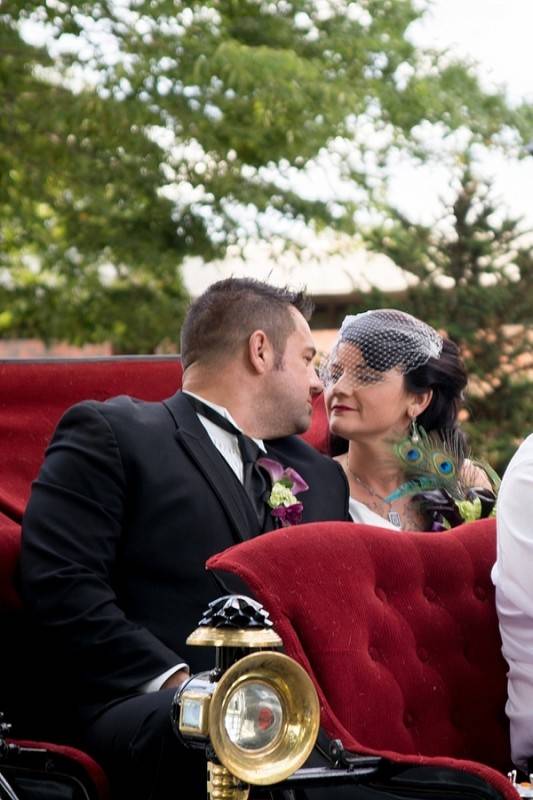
[388,510,401,528]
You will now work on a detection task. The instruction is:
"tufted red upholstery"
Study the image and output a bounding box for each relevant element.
[209,518,518,799]
[0,357,187,799]
[0,357,184,526]
[0,357,516,798]
[0,356,326,527]
[0,356,329,798]
[300,390,330,454]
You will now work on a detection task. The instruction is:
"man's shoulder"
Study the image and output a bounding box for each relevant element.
[267,433,321,453]
[59,392,178,432]
[72,390,177,414]
[266,435,349,520]
[266,434,341,472]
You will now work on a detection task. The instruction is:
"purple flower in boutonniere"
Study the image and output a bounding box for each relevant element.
[257,458,309,527]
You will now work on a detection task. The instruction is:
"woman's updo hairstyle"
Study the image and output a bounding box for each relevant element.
[405,337,468,436]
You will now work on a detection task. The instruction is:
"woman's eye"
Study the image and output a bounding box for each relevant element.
[352,368,381,385]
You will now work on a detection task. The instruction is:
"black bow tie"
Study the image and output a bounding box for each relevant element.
[184,394,269,530]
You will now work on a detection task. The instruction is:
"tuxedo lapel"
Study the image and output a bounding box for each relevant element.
[163,392,260,543]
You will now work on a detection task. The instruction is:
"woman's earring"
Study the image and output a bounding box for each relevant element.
[410,416,420,444]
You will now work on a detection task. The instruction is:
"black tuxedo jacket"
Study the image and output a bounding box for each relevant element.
[21,391,349,715]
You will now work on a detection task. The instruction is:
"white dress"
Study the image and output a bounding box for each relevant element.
[348,496,402,531]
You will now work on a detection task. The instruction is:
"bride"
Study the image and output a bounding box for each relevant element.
[321,310,494,532]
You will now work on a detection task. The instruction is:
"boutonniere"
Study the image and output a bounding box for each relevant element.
[257,458,309,527]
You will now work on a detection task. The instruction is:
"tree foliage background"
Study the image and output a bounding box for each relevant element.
[361,162,532,472]
[2,0,532,354]
[1,0,531,464]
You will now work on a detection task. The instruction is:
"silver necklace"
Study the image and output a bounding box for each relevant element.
[345,458,402,528]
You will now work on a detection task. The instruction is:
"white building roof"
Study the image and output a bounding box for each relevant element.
[181,241,415,298]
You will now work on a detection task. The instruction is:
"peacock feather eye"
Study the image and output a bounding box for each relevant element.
[432,452,456,477]
[396,439,424,465]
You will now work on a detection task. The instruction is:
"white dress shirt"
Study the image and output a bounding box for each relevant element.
[140,391,266,692]
[492,433,533,769]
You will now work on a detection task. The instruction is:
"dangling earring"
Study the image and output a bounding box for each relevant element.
[395,415,423,467]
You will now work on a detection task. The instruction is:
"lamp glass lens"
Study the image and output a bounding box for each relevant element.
[181,697,203,730]
[224,681,283,751]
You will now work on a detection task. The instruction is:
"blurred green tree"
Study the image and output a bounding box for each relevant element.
[1,1,532,351]
[0,14,192,352]
[362,165,533,471]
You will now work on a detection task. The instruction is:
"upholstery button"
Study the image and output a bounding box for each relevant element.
[474,585,487,601]
[375,587,387,602]
[417,647,429,663]
[368,646,379,661]
[423,586,436,601]
[450,710,461,728]
[404,712,414,727]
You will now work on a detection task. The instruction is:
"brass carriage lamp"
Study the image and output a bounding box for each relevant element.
[172,595,320,800]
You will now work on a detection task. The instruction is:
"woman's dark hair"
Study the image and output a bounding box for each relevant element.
[405,337,467,435]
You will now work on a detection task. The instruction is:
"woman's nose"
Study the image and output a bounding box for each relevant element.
[330,373,350,394]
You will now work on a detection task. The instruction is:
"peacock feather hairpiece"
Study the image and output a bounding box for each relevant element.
[385,425,500,530]
[388,427,464,500]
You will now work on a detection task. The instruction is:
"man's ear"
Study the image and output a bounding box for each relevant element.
[248,330,275,374]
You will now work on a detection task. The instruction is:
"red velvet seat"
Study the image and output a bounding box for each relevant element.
[209,518,518,800]
[0,356,515,797]
[0,356,328,798]
[1,508,110,797]
[0,356,327,527]
[0,357,188,798]
[0,357,184,526]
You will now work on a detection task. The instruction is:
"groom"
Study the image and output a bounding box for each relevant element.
[21,278,350,799]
